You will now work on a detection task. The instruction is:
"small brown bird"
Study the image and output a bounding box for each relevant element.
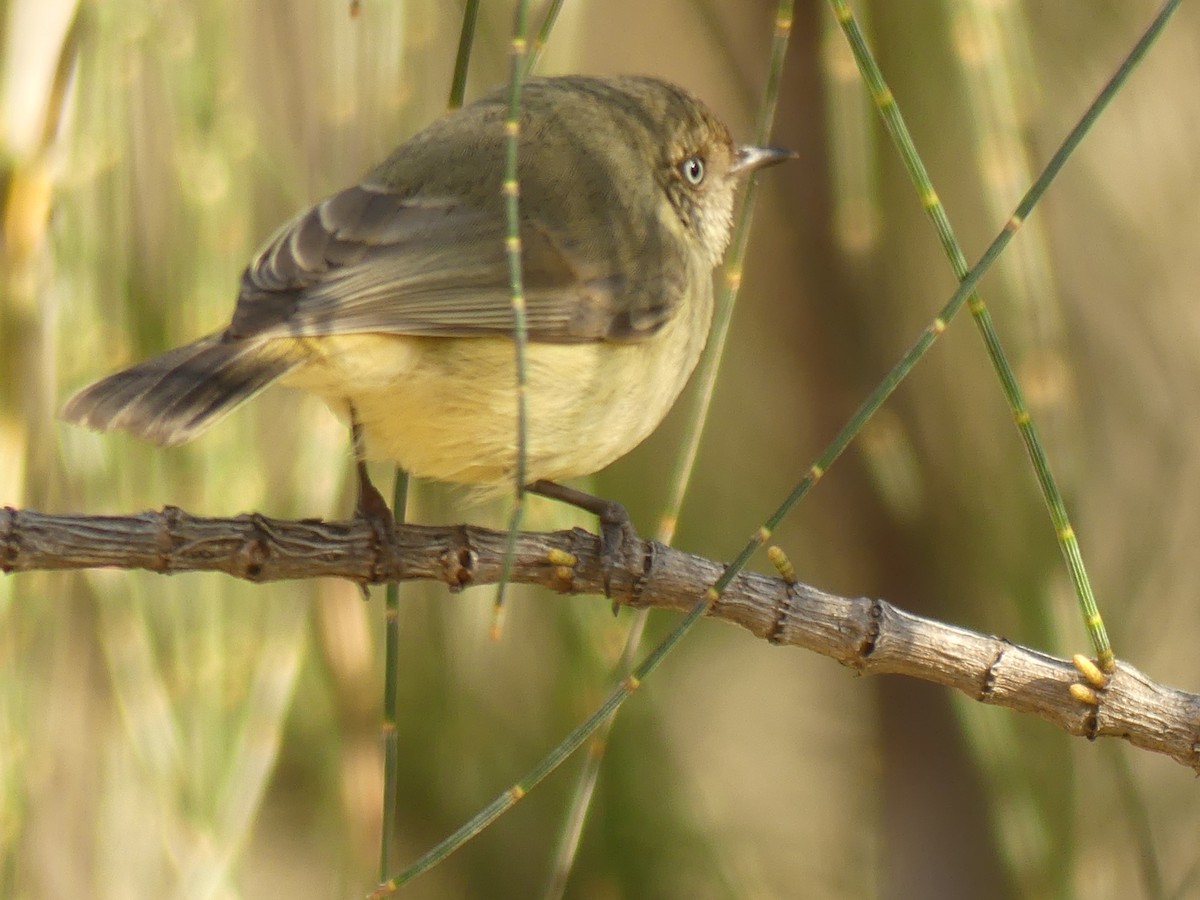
[63,75,792,548]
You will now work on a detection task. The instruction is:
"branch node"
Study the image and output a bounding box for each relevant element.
[859,597,883,660]
[767,581,794,645]
[980,640,1009,701]
[154,505,184,573]
[442,525,474,592]
[630,539,655,606]
[236,513,271,581]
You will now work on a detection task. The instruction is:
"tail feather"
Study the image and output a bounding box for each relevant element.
[61,333,303,446]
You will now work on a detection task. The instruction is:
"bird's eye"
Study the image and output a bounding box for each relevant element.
[680,155,705,186]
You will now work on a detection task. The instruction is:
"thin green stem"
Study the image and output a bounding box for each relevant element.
[378,469,408,882]
[662,0,795,545]
[379,0,481,873]
[763,0,1179,541]
[449,0,481,109]
[525,0,567,75]
[371,587,714,897]
[542,5,796,897]
[829,0,1180,670]
[492,0,532,626]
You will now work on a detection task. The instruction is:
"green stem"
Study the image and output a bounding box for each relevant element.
[541,4,797,897]
[525,0,567,75]
[371,587,713,896]
[378,469,408,882]
[448,0,481,109]
[491,0,532,625]
[828,0,1181,670]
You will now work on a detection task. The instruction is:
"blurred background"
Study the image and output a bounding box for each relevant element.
[3,0,1199,897]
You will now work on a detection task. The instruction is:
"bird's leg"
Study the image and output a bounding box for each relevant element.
[350,405,396,552]
[526,479,638,604]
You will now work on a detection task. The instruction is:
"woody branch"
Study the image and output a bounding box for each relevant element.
[3,505,1197,771]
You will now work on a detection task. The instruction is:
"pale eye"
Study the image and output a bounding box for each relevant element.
[680,155,705,186]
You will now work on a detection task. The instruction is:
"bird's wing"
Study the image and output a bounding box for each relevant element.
[226,183,687,344]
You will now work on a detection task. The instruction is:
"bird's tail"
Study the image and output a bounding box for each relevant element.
[61,333,303,446]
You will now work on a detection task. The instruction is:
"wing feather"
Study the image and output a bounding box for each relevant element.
[227,183,678,344]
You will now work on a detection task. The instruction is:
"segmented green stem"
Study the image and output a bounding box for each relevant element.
[370,590,715,897]
[542,5,796,897]
[525,0,567,75]
[448,0,481,109]
[828,0,1180,669]
[750,0,1180,560]
[492,0,532,629]
[381,0,484,875]
[378,471,408,881]
[379,4,484,875]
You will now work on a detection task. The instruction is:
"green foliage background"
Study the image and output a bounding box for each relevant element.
[3,1,1199,897]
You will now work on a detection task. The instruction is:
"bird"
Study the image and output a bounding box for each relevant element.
[62,74,793,562]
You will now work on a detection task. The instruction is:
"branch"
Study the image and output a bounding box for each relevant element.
[5,506,1198,771]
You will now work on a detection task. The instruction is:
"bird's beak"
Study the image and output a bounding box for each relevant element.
[730,145,797,176]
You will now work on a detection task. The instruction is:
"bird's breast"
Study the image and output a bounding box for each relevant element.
[280,270,714,488]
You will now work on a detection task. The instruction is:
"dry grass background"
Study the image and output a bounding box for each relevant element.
[3,1,1200,897]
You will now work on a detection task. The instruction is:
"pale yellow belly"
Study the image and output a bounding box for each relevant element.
[280,288,711,488]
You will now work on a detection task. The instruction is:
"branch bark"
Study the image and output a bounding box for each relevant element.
[5,505,1198,771]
